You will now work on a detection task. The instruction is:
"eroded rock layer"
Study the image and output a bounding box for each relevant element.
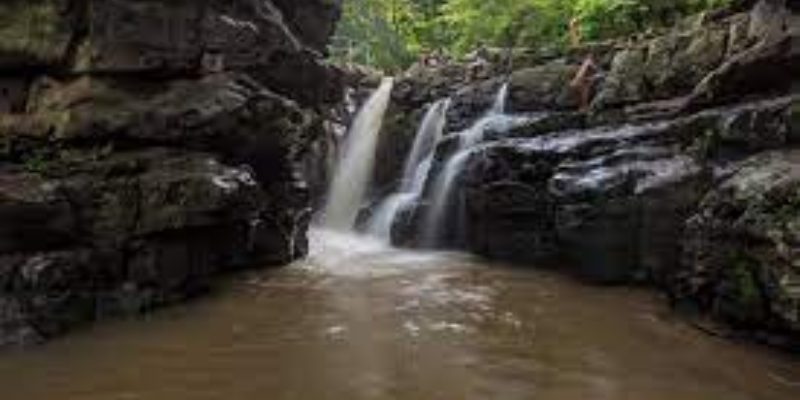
[0,0,342,347]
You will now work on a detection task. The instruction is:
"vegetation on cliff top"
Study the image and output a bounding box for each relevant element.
[331,0,734,70]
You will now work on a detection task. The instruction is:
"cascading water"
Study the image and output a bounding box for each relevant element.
[491,82,509,115]
[368,98,451,239]
[403,100,450,189]
[322,78,394,231]
[420,150,471,246]
[421,83,510,247]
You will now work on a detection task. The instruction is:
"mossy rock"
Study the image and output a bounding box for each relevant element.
[0,0,74,69]
[508,62,580,112]
[645,33,693,96]
[675,26,729,88]
[592,47,648,110]
[682,150,800,335]
[714,257,768,326]
[25,76,173,140]
[643,25,728,100]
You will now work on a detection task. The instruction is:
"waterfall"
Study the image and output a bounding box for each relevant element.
[420,150,471,246]
[367,98,451,240]
[400,99,451,192]
[421,82,510,247]
[322,78,394,231]
[491,82,509,114]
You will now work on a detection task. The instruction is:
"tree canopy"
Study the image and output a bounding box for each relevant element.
[330,0,733,70]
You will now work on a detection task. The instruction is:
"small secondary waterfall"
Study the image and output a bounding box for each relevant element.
[422,83,510,247]
[491,82,509,115]
[322,78,394,231]
[368,98,451,239]
[401,98,452,192]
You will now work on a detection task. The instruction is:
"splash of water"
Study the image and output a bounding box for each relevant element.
[367,192,418,239]
[322,78,394,231]
[367,98,451,240]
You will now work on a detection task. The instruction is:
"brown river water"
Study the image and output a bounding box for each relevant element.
[0,229,799,400]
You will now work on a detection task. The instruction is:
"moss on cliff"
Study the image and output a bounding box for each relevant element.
[715,256,768,326]
[0,0,72,66]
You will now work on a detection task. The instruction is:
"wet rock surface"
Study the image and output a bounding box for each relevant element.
[678,150,800,343]
[375,1,800,346]
[0,0,342,348]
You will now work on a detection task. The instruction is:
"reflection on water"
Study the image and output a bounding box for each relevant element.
[0,229,798,400]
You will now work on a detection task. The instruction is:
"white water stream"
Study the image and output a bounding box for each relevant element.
[322,78,394,231]
[421,83,511,246]
[368,98,451,239]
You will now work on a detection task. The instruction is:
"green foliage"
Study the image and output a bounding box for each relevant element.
[574,0,733,39]
[0,0,68,63]
[330,0,733,70]
[330,0,429,71]
[22,148,51,174]
[716,256,767,324]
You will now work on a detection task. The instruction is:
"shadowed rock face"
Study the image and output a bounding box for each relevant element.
[0,0,342,348]
[678,150,800,339]
[444,96,796,285]
[271,0,343,54]
[374,2,799,346]
[0,0,343,104]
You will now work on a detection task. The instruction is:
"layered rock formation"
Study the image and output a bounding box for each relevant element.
[375,1,799,348]
[0,0,341,347]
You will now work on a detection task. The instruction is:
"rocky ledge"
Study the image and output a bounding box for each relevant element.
[376,1,800,349]
[0,0,342,348]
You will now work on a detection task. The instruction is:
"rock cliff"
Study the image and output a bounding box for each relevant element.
[0,0,342,348]
[375,0,800,349]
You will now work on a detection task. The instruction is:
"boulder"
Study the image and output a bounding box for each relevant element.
[684,33,800,111]
[593,11,772,111]
[678,150,800,339]
[644,25,729,99]
[507,61,580,113]
[683,2,799,110]
[592,47,648,109]
[462,145,560,263]
[748,0,791,42]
